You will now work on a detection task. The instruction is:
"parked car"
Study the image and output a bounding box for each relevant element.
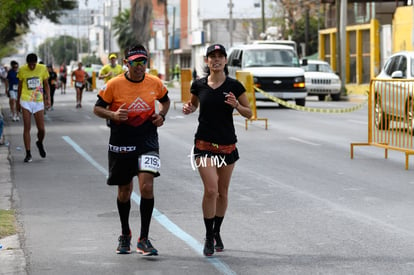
[301,59,341,101]
[251,39,297,53]
[227,44,307,106]
[373,51,414,130]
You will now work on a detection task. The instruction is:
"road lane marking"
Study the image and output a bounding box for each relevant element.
[289,137,320,146]
[348,119,368,125]
[62,136,107,175]
[62,135,236,275]
[246,169,414,238]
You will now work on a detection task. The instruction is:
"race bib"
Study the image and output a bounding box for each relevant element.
[75,81,83,88]
[138,154,161,174]
[27,77,41,90]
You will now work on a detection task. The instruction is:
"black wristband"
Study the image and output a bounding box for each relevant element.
[159,113,165,121]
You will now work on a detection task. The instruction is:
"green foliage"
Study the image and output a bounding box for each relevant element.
[82,55,102,66]
[112,9,138,55]
[0,0,76,55]
[37,35,88,66]
[290,15,325,57]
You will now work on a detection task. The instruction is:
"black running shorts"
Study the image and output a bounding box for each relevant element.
[107,152,160,186]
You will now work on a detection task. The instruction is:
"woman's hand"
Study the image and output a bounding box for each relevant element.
[183,101,196,114]
[224,92,238,108]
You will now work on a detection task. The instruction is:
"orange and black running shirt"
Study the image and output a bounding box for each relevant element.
[97,72,168,157]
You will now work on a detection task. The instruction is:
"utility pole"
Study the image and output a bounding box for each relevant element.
[164,0,170,81]
[171,6,176,72]
[228,0,233,47]
[261,0,265,34]
[339,0,347,95]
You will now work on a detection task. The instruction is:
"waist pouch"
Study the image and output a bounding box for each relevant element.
[195,140,236,154]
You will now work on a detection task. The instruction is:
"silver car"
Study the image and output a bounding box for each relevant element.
[374,51,414,130]
[301,59,341,101]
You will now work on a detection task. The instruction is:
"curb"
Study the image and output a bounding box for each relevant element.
[0,95,27,275]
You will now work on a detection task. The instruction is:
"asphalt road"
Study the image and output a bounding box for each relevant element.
[5,86,414,274]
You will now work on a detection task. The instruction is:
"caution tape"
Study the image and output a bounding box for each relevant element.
[254,87,367,113]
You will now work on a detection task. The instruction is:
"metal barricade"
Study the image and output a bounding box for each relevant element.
[351,79,414,169]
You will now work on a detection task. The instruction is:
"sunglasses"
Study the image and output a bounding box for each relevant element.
[128,59,147,67]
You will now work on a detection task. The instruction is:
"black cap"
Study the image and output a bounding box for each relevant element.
[125,45,149,61]
[206,44,227,57]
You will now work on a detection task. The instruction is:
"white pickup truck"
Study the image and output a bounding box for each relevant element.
[227,44,307,106]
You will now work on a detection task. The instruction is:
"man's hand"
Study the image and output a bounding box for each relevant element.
[112,103,128,121]
[151,113,165,127]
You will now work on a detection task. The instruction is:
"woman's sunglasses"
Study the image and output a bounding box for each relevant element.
[128,59,147,67]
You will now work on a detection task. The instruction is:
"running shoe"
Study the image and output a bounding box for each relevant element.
[36,141,46,158]
[24,154,32,163]
[203,236,214,256]
[116,234,131,254]
[214,232,224,252]
[137,238,158,256]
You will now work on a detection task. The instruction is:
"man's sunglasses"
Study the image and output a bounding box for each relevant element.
[128,59,147,67]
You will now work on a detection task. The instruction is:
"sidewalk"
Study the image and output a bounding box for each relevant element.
[0,94,26,275]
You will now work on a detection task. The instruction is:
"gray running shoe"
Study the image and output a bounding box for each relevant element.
[116,234,131,254]
[137,238,158,256]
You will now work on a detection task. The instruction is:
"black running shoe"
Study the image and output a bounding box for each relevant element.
[203,236,214,256]
[36,141,46,158]
[24,154,32,163]
[214,232,224,252]
[116,234,131,254]
[137,238,158,256]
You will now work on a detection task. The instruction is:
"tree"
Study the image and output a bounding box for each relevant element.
[82,55,102,66]
[37,35,86,66]
[112,9,136,53]
[0,0,76,54]
[267,0,322,55]
[291,15,324,57]
[130,0,152,46]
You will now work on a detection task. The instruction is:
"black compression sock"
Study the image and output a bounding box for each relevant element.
[117,199,131,236]
[139,197,154,240]
[204,217,215,238]
[213,216,224,233]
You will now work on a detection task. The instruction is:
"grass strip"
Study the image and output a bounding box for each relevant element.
[0,209,16,239]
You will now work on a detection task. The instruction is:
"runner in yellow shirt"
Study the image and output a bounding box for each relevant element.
[99,53,124,84]
[17,53,50,162]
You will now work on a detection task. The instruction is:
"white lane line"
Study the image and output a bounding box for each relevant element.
[289,137,320,146]
[62,135,236,275]
[348,119,368,125]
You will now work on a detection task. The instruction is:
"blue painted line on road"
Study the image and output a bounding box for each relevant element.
[131,192,236,275]
[62,136,236,275]
[62,136,108,176]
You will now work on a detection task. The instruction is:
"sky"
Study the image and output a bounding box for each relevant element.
[22,0,263,53]
[199,0,263,19]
